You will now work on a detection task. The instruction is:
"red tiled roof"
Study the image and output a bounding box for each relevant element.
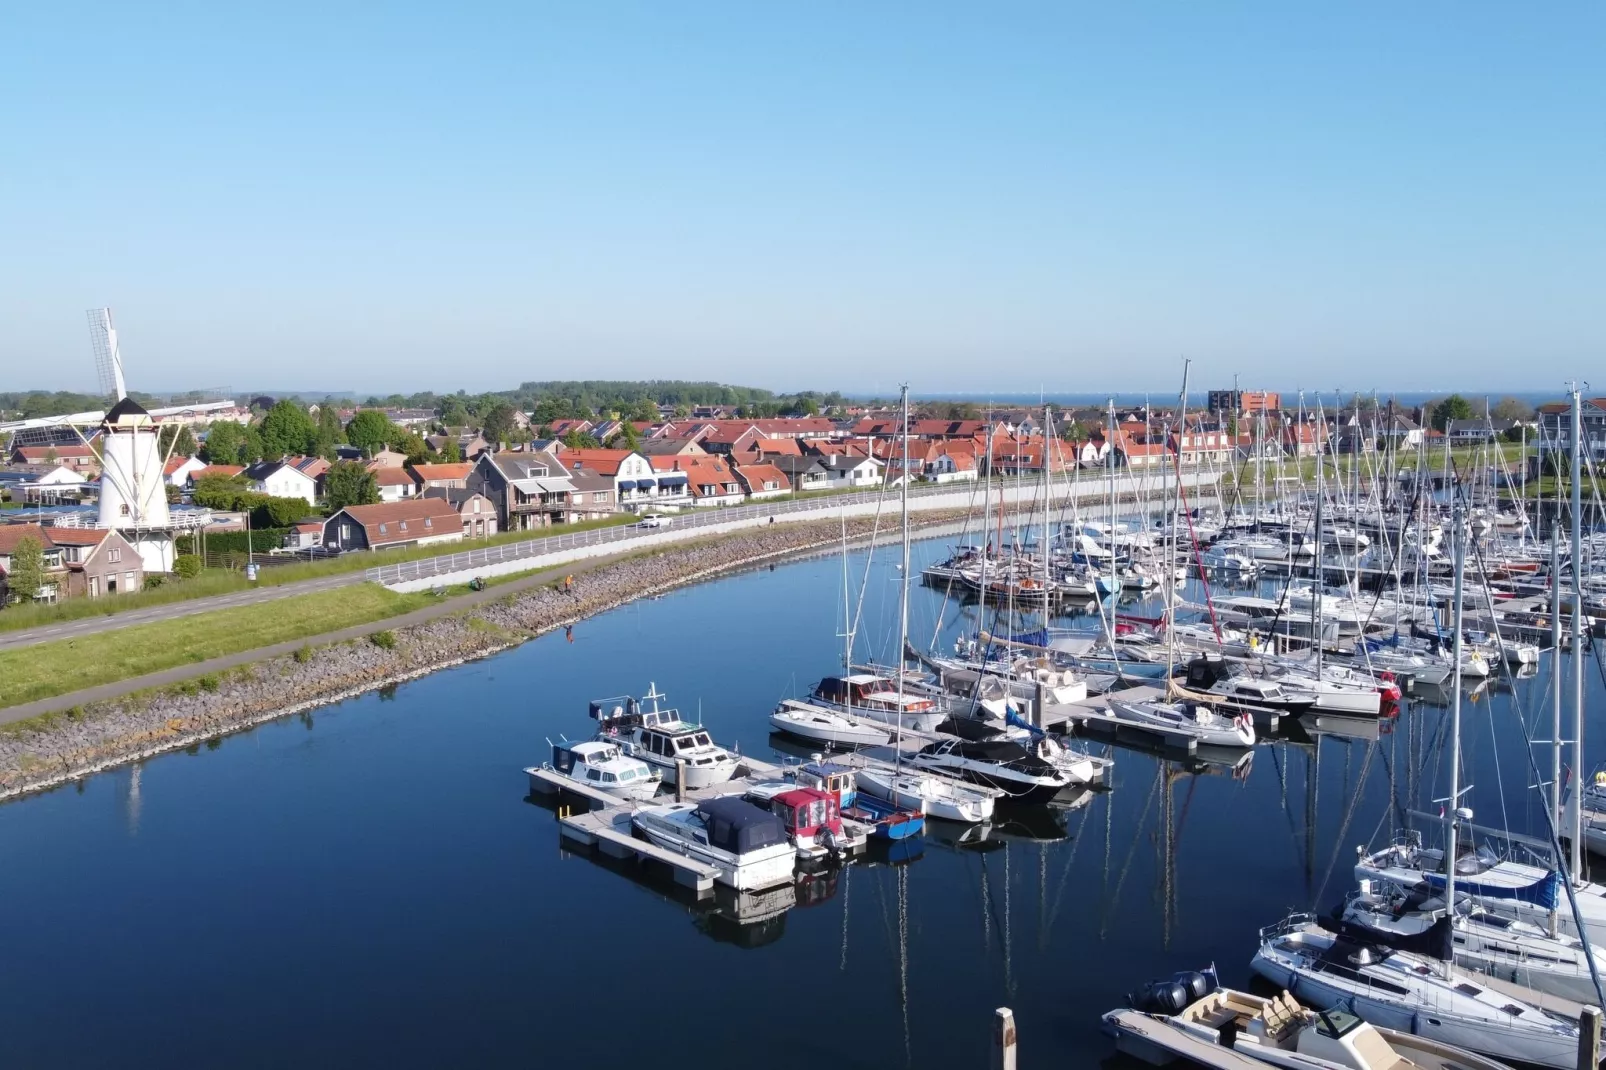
[14,445,95,460]
[374,467,416,486]
[409,462,473,482]
[734,463,788,493]
[753,437,802,456]
[331,498,461,546]
[0,524,51,554]
[554,448,636,475]
[43,528,109,546]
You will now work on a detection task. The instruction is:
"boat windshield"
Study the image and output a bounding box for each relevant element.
[694,733,712,748]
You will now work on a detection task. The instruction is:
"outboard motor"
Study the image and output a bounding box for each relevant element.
[1130,980,1191,1015]
[1174,971,1214,1004]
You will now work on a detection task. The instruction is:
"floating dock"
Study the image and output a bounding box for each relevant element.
[556,805,720,894]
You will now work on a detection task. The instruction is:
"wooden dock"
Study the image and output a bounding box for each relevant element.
[557,806,720,895]
[1039,685,1201,757]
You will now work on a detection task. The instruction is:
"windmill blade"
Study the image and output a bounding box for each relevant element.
[86,307,127,401]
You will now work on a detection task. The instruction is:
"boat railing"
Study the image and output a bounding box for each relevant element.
[1259,913,1319,942]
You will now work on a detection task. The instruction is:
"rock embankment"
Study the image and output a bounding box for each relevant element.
[0,510,985,800]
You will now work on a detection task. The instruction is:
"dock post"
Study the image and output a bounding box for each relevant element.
[675,759,686,803]
[1578,1005,1601,1070]
[991,1007,1016,1070]
[1034,682,1048,730]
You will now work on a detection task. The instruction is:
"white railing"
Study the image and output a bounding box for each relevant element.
[363,472,1221,587]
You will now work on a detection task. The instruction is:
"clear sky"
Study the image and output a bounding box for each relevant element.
[2,2,1601,396]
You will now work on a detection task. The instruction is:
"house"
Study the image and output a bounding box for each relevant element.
[0,523,143,603]
[637,438,706,458]
[425,431,491,459]
[5,465,91,504]
[8,443,100,476]
[644,457,694,509]
[409,462,474,492]
[284,521,323,550]
[189,463,246,486]
[466,450,577,530]
[422,488,500,538]
[567,469,619,518]
[242,458,321,505]
[367,448,410,469]
[164,455,208,487]
[384,407,437,428]
[676,457,746,507]
[919,442,979,483]
[1378,412,1424,450]
[772,455,830,493]
[1444,418,1522,445]
[374,466,419,502]
[318,498,465,553]
[1537,399,1606,464]
[734,463,790,500]
[555,448,667,512]
[820,454,884,488]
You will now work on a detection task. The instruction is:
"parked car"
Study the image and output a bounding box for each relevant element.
[637,513,672,529]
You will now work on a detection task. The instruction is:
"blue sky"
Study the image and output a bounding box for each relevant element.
[1,2,1601,395]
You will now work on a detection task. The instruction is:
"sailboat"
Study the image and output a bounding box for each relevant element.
[1253,499,1590,1068]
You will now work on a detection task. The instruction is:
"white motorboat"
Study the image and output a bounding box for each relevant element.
[1106,970,1516,1070]
[593,685,741,790]
[1341,880,1606,1004]
[907,737,1072,805]
[853,763,997,824]
[1251,914,1582,1069]
[631,797,797,891]
[1266,668,1384,716]
[536,739,661,801]
[1109,698,1257,748]
[810,673,948,734]
[768,699,891,748]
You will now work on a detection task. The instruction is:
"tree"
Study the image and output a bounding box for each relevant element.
[442,438,463,463]
[396,431,430,463]
[345,410,397,456]
[440,400,471,428]
[158,424,199,458]
[562,429,601,449]
[259,400,317,457]
[239,425,265,464]
[314,403,344,457]
[325,460,380,510]
[7,535,44,602]
[673,404,690,419]
[1430,394,1475,432]
[201,420,247,464]
[481,402,518,444]
[1491,396,1534,423]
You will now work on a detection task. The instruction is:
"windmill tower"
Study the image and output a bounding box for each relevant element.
[85,308,177,572]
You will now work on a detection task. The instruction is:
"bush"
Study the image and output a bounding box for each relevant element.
[252,496,315,529]
[143,574,165,590]
[370,630,396,650]
[198,674,221,692]
[293,644,313,663]
[173,555,203,580]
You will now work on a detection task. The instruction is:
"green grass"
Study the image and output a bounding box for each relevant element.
[0,514,633,635]
[0,585,438,710]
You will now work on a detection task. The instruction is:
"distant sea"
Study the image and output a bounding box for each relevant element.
[910,390,1560,410]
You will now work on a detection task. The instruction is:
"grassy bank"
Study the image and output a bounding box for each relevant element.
[0,585,439,710]
[0,514,632,635]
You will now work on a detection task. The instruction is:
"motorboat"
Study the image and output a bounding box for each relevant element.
[1109,697,1257,748]
[789,760,926,840]
[768,699,891,748]
[592,685,741,790]
[854,761,999,823]
[907,738,1072,806]
[1105,968,1516,1070]
[631,797,797,891]
[809,674,947,733]
[1340,880,1606,1004]
[536,739,661,801]
[1251,914,1582,1069]
[742,782,868,863]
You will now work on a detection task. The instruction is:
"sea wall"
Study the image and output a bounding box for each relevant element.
[0,510,989,801]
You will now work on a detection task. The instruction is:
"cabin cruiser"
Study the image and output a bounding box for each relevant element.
[908,738,1072,806]
[789,760,928,839]
[1251,914,1582,1069]
[768,699,891,748]
[1340,879,1606,1003]
[592,685,741,790]
[631,797,797,891]
[1180,655,1313,719]
[742,782,868,862]
[536,739,661,801]
[1355,833,1606,943]
[1105,968,1515,1070]
[1108,698,1257,749]
[854,762,998,823]
[809,674,947,733]
[1264,666,1385,716]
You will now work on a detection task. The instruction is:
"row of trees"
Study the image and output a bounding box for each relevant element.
[197,403,431,466]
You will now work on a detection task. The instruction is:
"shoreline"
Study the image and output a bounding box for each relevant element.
[0,510,987,802]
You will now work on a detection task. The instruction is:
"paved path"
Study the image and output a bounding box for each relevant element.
[0,555,611,726]
[0,572,366,651]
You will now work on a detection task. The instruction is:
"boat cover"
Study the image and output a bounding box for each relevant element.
[1421,867,1561,910]
[696,797,788,854]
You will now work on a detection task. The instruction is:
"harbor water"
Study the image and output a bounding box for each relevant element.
[0,535,1598,1068]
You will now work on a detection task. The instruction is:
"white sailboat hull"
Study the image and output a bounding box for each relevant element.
[768,703,891,748]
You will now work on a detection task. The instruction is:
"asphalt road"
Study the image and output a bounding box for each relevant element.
[0,572,366,651]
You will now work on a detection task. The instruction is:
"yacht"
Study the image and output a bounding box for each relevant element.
[810,673,947,733]
[631,798,796,891]
[1106,969,1514,1070]
[854,762,999,823]
[907,738,1072,805]
[1109,697,1257,749]
[535,739,661,801]
[592,685,740,790]
[1341,880,1606,1003]
[768,699,891,748]
[1252,914,1582,1069]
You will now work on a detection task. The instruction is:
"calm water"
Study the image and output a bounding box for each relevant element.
[0,536,1599,1068]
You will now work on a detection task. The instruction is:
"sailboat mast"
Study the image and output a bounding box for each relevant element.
[1570,384,1585,880]
[1551,495,1564,892]
[1167,361,1191,677]
[1107,397,1118,607]
[896,384,911,763]
[1042,406,1053,616]
[1444,489,1466,980]
[979,417,993,647]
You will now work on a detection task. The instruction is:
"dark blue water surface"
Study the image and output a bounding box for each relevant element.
[0,536,1597,1068]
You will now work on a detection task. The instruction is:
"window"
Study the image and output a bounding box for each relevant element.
[120,504,130,516]
[399,521,407,531]
[424,518,432,528]
[124,571,136,592]
[379,523,387,534]
[89,577,99,597]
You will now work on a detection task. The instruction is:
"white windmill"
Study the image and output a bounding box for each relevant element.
[79,308,181,572]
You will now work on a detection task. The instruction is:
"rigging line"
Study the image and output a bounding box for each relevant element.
[1042,791,1100,937]
[1103,763,1164,940]
[1268,743,1307,868]
[845,483,892,670]
[926,472,987,651]
[1311,739,1378,911]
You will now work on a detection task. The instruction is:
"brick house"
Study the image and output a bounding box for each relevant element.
[466,450,576,530]
[318,498,465,552]
[0,523,144,603]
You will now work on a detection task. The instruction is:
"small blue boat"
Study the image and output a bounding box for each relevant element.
[792,760,924,841]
